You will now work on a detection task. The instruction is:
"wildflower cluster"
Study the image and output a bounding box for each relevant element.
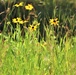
[12,2,40,32]
[14,2,34,11]
[13,2,60,32]
[12,17,28,24]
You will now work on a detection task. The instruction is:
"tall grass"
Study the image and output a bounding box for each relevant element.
[0,0,76,75]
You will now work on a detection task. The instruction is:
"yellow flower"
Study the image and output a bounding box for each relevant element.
[12,17,24,24]
[14,4,19,7]
[49,18,59,26]
[12,18,18,23]
[19,2,23,6]
[17,17,24,24]
[28,20,40,31]
[29,25,37,31]
[25,4,34,10]
[14,2,23,7]
[17,17,22,22]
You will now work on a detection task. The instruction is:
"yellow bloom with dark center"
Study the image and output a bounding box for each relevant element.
[29,25,37,31]
[49,18,59,26]
[25,4,34,10]
[14,2,23,7]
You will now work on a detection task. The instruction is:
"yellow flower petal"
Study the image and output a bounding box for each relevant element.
[19,20,24,24]
[12,18,18,23]
[17,17,22,22]
[23,20,28,23]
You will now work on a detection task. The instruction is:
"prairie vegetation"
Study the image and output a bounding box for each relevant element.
[0,0,76,75]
